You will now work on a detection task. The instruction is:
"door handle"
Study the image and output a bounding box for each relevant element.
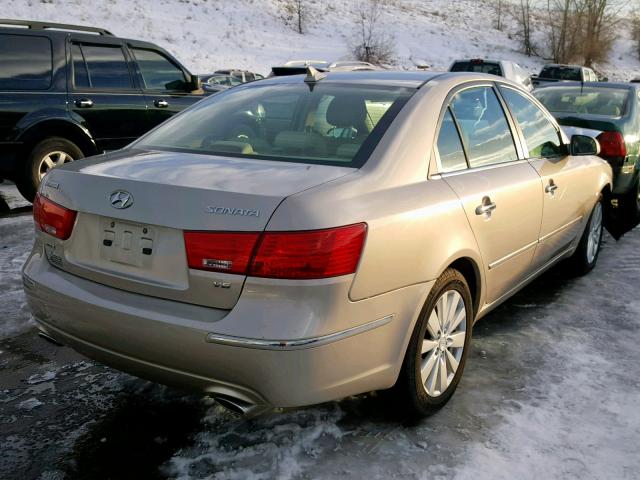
[545,180,558,195]
[154,99,169,108]
[75,98,93,108]
[475,196,497,216]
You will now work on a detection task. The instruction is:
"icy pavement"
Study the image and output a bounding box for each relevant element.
[1,211,639,479]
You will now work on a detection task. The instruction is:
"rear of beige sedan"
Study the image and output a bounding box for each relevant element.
[22,71,612,416]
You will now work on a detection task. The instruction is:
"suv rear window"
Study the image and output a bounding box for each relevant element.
[450,61,503,76]
[0,34,52,90]
[539,66,581,81]
[136,83,413,167]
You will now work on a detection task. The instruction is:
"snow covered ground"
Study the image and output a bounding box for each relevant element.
[1,179,639,479]
[4,0,640,81]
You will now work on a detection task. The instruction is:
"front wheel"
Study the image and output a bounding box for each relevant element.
[567,198,603,275]
[396,268,473,417]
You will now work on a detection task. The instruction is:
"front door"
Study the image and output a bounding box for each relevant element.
[129,47,205,129]
[498,86,585,268]
[437,85,543,304]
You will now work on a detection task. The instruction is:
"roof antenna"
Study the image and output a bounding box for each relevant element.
[304,65,327,84]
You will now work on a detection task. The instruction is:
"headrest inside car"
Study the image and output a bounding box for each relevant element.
[326,96,367,127]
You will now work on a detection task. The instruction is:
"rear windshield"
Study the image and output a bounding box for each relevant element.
[136,82,413,167]
[450,61,502,76]
[539,66,581,81]
[534,87,629,117]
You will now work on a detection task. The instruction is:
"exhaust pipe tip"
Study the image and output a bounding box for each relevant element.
[210,394,270,418]
[38,330,64,347]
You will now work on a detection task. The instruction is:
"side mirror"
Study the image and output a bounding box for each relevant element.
[570,135,600,156]
[189,74,201,91]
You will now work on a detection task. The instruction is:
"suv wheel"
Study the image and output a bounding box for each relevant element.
[396,268,473,417]
[17,137,83,202]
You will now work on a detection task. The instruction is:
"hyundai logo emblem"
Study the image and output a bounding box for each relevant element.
[109,190,134,209]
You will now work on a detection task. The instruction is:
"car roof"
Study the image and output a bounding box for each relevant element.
[258,70,445,88]
[534,81,636,91]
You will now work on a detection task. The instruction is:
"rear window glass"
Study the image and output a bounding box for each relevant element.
[539,66,581,81]
[534,87,629,117]
[0,34,52,90]
[450,61,502,76]
[136,83,413,168]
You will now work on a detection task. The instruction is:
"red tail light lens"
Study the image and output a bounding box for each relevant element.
[33,193,77,240]
[596,131,627,158]
[184,231,260,274]
[183,223,367,279]
[249,223,367,279]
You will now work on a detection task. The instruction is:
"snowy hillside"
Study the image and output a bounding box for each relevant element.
[5,0,640,80]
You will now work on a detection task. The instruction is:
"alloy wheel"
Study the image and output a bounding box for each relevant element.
[38,151,74,181]
[586,202,603,264]
[420,289,467,397]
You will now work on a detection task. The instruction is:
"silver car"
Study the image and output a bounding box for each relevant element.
[23,71,612,416]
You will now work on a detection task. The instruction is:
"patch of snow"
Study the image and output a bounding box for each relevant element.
[18,397,43,411]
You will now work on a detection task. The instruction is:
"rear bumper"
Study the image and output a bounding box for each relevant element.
[22,249,432,408]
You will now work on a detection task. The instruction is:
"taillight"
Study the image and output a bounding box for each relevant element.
[33,193,77,240]
[184,232,260,274]
[183,223,367,279]
[596,131,627,158]
[249,223,367,279]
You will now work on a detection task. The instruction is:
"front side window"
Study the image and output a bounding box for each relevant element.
[449,86,518,168]
[0,34,52,90]
[132,48,187,91]
[436,109,467,172]
[136,83,413,167]
[500,87,563,158]
[80,44,132,89]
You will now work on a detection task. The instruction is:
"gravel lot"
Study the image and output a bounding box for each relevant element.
[1,182,639,480]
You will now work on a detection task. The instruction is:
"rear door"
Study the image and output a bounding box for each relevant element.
[437,84,543,304]
[499,85,586,268]
[67,39,148,151]
[129,46,205,129]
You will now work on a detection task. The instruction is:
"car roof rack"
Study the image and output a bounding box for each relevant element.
[0,19,114,36]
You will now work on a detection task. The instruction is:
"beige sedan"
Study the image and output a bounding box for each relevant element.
[23,71,612,416]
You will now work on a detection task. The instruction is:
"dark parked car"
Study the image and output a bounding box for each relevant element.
[534,82,640,233]
[532,64,598,88]
[0,19,207,201]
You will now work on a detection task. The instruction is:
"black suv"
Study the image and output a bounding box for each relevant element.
[0,19,208,201]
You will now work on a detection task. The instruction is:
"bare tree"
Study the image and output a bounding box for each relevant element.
[351,0,396,64]
[546,0,584,63]
[292,0,305,35]
[493,0,505,31]
[580,0,619,67]
[633,11,640,60]
[281,0,306,34]
[515,0,537,56]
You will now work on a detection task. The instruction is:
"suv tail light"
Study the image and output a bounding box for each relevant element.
[596,131,627,158]
[33,194,77,240]
[183,223,367,280]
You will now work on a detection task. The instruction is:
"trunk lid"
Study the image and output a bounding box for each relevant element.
[42,149,354,309]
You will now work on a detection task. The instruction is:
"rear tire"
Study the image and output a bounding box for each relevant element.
[16,137,83,202]
[567,198,603,276]
[395,268,473,417]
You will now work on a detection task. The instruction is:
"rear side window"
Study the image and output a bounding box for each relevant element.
[500,87,563,158]
[78,44,133,89]
[71,44,89,89]
[0,34,52,90]
[449,86,518,168]
[436,109,467,172]
[132,48,187,90]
